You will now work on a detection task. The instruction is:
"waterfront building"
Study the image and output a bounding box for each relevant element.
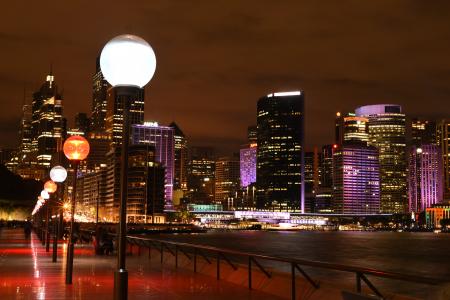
[304,151,315,213]
[332,144,380,214]
[411,118,436,147]
[408,145,443,213]
[240,144,257,188]
[214,156,240,210]
[355,104,407,213]
[335,112,369,145]
[18,104,33,164]
[169,122,188,191]
[31,73,64,168]
[425,202,450,228]
[91,56,109,132]
[86,131,111,173]
[256,91,305,212]
[131,122,175,209]
[75,167,108,222]
[186,146,215,205]
[436,120,450,199]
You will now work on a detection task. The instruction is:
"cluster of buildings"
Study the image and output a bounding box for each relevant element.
[1,61,449,228]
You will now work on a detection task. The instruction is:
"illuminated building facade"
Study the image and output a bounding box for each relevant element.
[411,118,436,147]
[437,120,450,199]
[18,104,33,163]
[214,156,240,210]
[256,91,305,212]
[186,147,215,204]
[332,144,380,214]
[335,112,369,145]
[409,145,443,213]
[31,73,64,168]
[240,143,256,188]
[131,122,174,209]
[91,57,109,132]
[170,122,188,191]
[355,104,407,213]
[426,202,450,228]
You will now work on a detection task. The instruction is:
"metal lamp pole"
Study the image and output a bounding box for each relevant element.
[66,160,79,284]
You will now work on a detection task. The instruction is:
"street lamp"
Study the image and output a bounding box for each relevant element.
[63,136,90,284]
[50,165,67,263]
[43,180,57,252]
[100,34,156,300]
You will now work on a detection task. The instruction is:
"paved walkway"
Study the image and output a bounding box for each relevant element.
[0,228,279,300]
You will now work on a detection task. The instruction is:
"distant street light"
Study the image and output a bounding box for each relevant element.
[63,136,90,284]
[43,180,57,252]
[50,165,68,263]
[100,34,156,300]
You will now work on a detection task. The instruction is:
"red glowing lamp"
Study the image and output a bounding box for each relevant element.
[44,180,57,194]
[63,136,90,161]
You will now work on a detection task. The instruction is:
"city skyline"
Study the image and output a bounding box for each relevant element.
[1,1,450,155]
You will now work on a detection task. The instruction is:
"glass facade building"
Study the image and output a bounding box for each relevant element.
[355,104,407,213]
[240,144,256,188]
[256,91,305,212]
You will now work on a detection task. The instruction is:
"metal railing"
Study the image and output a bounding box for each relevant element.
[123,235,448,300]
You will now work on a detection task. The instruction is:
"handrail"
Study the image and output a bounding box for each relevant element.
[126,235,446,286]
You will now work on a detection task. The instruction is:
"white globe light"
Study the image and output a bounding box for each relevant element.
[50,165,67,183]
[41,190,50,200]
[100,34,156,88]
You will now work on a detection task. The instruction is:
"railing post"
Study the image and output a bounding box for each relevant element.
[356,272,362,293]
[217,253,220,280]
[248,256,252,290]
[291,263,296,300]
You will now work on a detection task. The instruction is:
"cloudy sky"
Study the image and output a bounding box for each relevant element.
[1,1,450,154]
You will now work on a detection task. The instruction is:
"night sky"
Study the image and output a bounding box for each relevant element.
[1,1,450,155]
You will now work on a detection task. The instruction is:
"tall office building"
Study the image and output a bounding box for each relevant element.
[169,122,188,190]
[91,57,109,132]
[256,91,305,212]
[186,147,216,205]
[105,86,144,146]
[333,144,380,214]
[411,118,436,147]
[75,113,90,135]
[436,120,450,199]
[214,156,240,210]
[247,126,257,143]
[131,122,175,209]
[18,103,33,163]
[240,144,257,188]
[335,112,369,145]
[408,145,443,213]
[31,73,64,168]
[355,104,407,213]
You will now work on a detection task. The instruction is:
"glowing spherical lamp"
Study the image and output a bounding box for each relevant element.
[100,34,156,88]
[63,136,90,161]
[41,190,50,200]
[50,166,67,183]
[44,180,57,194]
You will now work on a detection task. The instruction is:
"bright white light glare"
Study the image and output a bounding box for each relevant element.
[416,148,423,154]
[50,166,67,183]
[100,34,156,88]
[41,190,50,200]
[273,91,301,97]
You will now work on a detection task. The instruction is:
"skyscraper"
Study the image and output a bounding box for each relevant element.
[75,113,91,135]
[335,112,369,145]
[91,57,109,132]
[411,118,436,147]
[436,120,450,199]
[169,122,188,191]
[355,104,407,213]
[131,122,175,209]
[18,103,33,163]
[256,91,305,212]
[31,73,64,168]
[186,147,216,205]
[332,144,380,214]
[214,156,240,210]
[408,145,443,213]
[240,144,257,188]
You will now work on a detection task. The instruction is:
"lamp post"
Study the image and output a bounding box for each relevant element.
[44,180,57,252]
[40,190,50,246]
[50,165,67,262]
[63,136,90,284]
[100,34,156,300]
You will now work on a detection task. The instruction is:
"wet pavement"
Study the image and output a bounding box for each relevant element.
[0,228,279,299]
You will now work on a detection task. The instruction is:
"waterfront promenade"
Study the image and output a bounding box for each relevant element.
[0,228,278,299]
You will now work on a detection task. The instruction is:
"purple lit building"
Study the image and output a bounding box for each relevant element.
[240,144,257,187]
[408,145,443,213]
[332,144,380,214]
[131,122,175,210]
